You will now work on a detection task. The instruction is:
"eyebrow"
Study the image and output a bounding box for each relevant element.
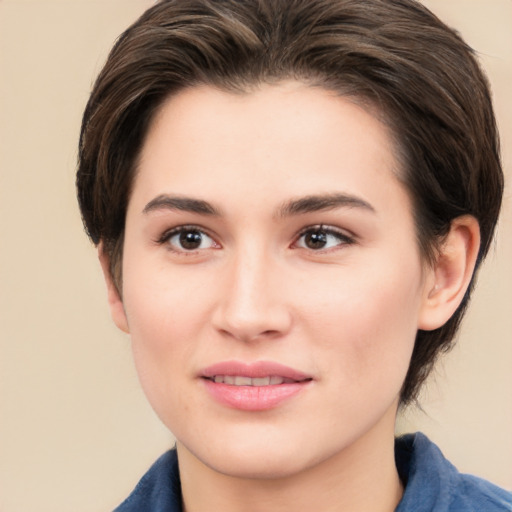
[143,195,221,216]
[142,192,375,218]
[276,193,375,218]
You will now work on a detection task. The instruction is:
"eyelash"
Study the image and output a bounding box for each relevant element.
[294,225,355,252]
[157,225,219,254]
[156,224,355,254]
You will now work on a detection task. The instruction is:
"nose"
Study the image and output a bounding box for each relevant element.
[212,248,293,343]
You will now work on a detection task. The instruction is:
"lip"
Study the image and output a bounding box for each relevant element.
[200,360,313,411]
[201,360,311,381]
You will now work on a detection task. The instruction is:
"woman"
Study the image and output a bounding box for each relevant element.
[77,0,511,510]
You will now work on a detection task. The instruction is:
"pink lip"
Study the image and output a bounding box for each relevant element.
[201,360,311,381]
[200,360,313,411]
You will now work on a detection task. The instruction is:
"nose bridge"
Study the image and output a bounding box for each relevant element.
[213,241,291,341]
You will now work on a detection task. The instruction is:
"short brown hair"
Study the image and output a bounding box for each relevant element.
[77,0,503,405]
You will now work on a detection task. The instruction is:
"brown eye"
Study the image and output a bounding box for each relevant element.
[179,230,204,250]
[164,227,217,252]
[296,226,353,251]
[304,230,328,249]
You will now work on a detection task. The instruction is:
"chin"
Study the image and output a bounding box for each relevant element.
[202,445,317,480]
[176,423,347,482]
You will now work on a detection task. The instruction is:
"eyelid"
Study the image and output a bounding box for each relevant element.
[293,224,356,250]
[154,223,355,254]
[156,224,221,253]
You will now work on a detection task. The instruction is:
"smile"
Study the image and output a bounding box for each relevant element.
[207,375,302,386]
[201,361,313,410]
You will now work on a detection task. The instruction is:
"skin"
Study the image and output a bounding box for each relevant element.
[100,81,480,511]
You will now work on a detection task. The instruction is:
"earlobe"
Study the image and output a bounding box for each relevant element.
[98,243,130,334]
[418,216,480,331]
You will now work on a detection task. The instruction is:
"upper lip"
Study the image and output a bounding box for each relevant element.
[200,360,312,381]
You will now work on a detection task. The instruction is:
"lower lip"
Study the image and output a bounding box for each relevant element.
[202,379,310,411]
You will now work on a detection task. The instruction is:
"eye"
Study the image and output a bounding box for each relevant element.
[160,226,219,252]
[295,225,354,251]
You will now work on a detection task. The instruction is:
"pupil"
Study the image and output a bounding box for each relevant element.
[306,230,327,249]
[180,230,202,249]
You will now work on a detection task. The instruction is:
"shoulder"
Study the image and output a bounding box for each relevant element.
[454,473,512,511]
[113,449,183,512]
[395,432,512,512]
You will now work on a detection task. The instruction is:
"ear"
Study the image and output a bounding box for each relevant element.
[98,243,130,334]
[418,215,481,331]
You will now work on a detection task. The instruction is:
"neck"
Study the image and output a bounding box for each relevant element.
[178,414,403,512]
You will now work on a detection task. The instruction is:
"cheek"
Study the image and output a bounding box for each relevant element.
[120,261,205,392]
[124,276,206,431]
[123,253,211,340]
[299,259,423,386]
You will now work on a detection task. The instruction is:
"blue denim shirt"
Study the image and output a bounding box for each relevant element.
[114,432,512,511]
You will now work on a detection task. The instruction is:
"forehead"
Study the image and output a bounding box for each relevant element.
[138,83,400,186]
[130,81,413,229]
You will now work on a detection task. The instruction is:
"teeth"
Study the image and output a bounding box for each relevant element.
[234,376,252,386]
[252,377,271,386]
[211,375,290,386]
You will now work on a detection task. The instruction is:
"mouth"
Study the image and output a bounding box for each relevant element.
[204,375,309,386]
[200,361,313,411]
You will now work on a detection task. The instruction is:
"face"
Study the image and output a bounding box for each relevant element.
[111,82,435,479]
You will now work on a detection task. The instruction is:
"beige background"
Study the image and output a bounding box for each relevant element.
[0,1,510,511]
